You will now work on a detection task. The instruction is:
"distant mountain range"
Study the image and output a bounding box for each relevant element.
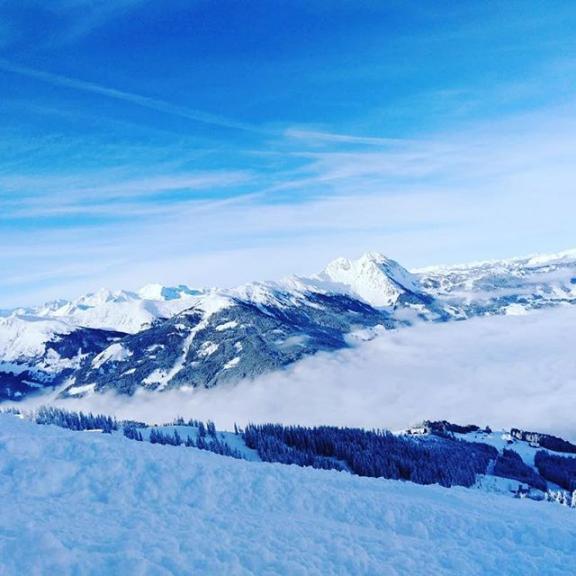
[1,249,575,401]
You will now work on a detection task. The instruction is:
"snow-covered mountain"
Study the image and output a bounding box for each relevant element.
[418,248,576,316]
[64,290,393,396]
[1,249,575,400]
[319,251,423,307]
[30,286,204,334]
[0,315,123,400]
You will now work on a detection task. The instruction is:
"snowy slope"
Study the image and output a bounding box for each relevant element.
[33,287,205,334]
[1,414,575,576]
[0,316,123,400]
[0,315,73,361]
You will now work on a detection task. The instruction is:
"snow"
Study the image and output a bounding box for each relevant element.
[63,299,193,334]
[0,315,73,361]
[142,316,210,389]
[91,343,132,369]
[65,383,96,397]
[142,369,166,386]
[230,281,289,309]
[137,283,169,300]
[504,303,529,316]
[198,341,219,357]
[223,356,241,369]
[474,473,533,494]
[45,299,163,334]
[453,429,569,469]
[74,288,137,307]
[525,249,576,267]
[146,344,164,353]
[190,293,235,317]
[215,320,239,331]
[14,285,207,335]
[415,249,576,306]
[3,247,576,422]
[4,247,573,348]
[413,248,576,274]
[0,414,575,575]
[318,252,421,307]
[142,424,261,462]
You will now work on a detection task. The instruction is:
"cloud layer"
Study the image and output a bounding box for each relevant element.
[21,306,576,440]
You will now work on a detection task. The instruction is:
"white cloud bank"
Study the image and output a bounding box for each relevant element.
[21,306,576,440]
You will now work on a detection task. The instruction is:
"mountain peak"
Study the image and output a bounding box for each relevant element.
[358,251,392,265]
[76,288,137,307]
[320,252,420,307]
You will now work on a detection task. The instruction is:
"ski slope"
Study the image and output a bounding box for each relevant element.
[0,415,574,575]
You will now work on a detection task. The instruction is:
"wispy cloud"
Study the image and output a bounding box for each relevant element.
[53,0,149,39]
[2,90,576,306]
[1,169,573,307]
[1,170,251,209]
[0,59,263,133]
[284,128,406,147]
[3,0,150,43]
[273,106,576,194]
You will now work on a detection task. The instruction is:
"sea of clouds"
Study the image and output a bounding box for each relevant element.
[15,305,576,439]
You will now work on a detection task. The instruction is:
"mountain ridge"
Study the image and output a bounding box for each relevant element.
[1,249,575,401]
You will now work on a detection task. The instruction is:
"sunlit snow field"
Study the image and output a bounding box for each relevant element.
[1,415,575,576]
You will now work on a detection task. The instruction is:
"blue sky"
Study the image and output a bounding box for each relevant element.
[1,1,576,306]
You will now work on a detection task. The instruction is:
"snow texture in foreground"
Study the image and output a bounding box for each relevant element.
[0,415,575,576]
